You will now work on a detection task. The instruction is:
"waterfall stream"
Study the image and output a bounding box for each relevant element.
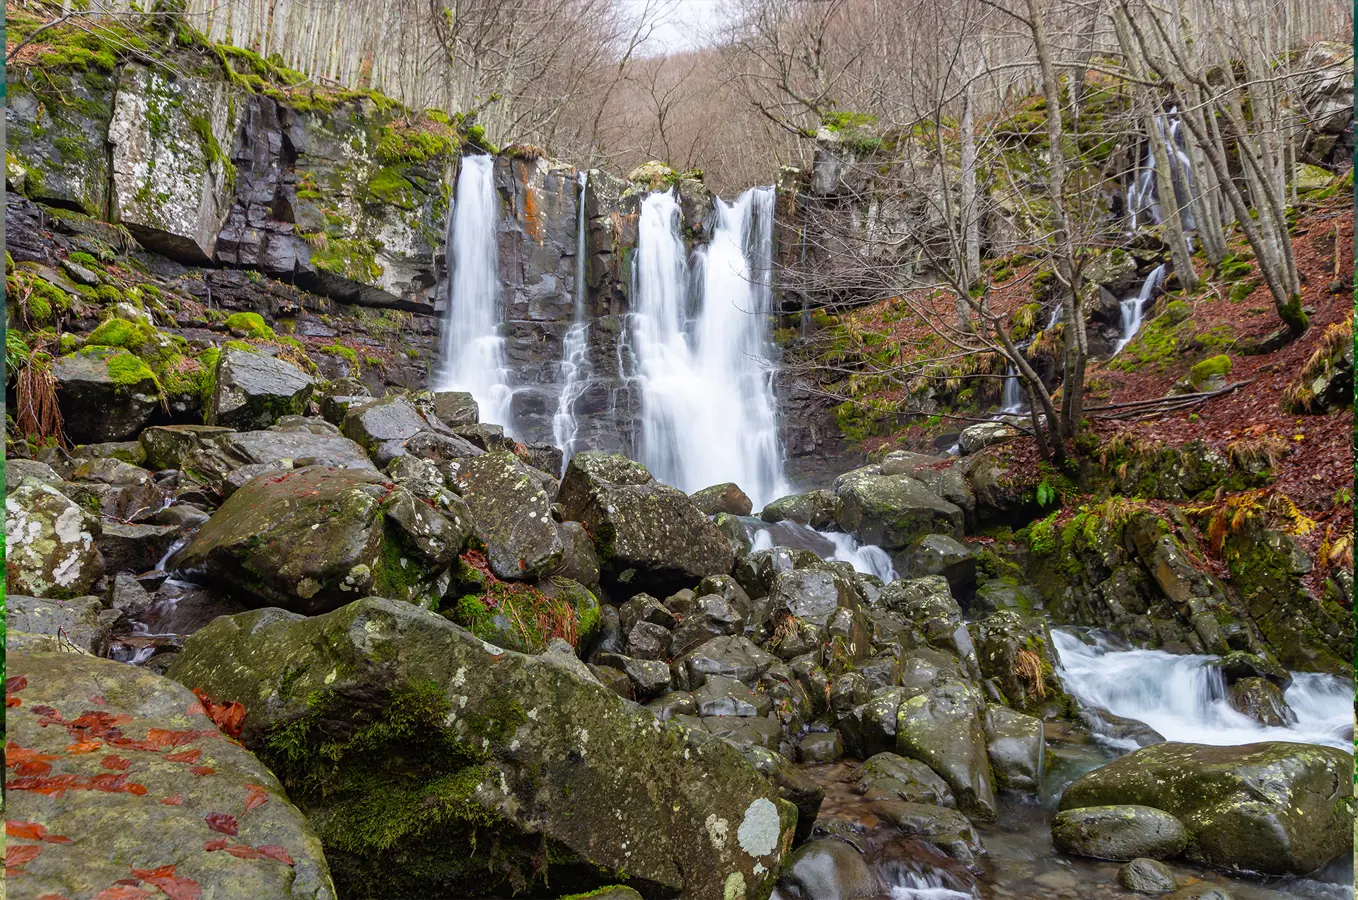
[999,365,1023,414]
[436,154,514,431]
[552,171,591,467]
[1112,262,1167,354]
[630,187,787,506]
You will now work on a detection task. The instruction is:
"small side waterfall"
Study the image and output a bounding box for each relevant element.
[552,171,591,466]
[1112,263,1167,354]
[630,187,787,506]
[999,365,1023,413]
[437,154,514,430]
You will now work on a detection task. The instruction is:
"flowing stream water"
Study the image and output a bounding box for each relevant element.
[1112,262,1167,354]
[552,170,591,466]
[629,187,787,506]
[436,154,514,431]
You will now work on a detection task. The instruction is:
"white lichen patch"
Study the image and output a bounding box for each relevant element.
[723,871,747,900]
[736,797,780,858]
[705,813,730,848]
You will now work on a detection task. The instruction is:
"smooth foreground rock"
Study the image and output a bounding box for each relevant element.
[1052,805,1188,861]
[1119,857,1179,893]
[835,473,964,552]
[172,466,464,613]
[1059,741,1353,875]
[167,598,796,899]
[6,652,334,899]
[774,839,885,900]
[6,479,105,599]
[208,347,317,431]
[894,679,996,820]
[760,490,839,530]
[557,452,735,595]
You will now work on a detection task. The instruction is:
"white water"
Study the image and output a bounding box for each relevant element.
[747,520,896,582]
[999,365,1023,413]
[1052,630,1352,751]
[156,536,189,572]
[1112,263,1166,354]
[437,154,514,431]
[552,171,591,467]
[629,188,787,507]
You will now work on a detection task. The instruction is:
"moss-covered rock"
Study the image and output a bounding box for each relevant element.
[54,346,162,443]
[5,479,105,599]
[894,678,997,820]
[6,652,335,899]
[835,473,965,552]
[167,597,797,899]
[208,346,317,431]
[1052,805,1188,861]
[1058,741,1354,876]
[972,610,1070,718]
[451,451,565,581]
[759,490,840,530]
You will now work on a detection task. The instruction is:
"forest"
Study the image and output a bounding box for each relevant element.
[3,0,1355,898]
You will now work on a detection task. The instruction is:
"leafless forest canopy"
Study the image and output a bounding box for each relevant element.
[38,0,1353,194]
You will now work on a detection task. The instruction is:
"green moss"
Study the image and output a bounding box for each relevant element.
[367,167,417,209]
[68,251,100,268]
[225,311,275,339]
[1188,354,1232,386]
[1228,279,1260,304]
[105,351,160,388]
[95,284,124,305]
[375,125,457,165]
[87,316,150,351]
[308,235,382,283]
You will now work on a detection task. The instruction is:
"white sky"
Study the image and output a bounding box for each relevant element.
[625,0,735,55]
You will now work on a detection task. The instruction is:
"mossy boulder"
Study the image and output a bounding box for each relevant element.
[166,597,797,899]
[983,706,1044,793]
[342,394,483,465]
[1186,355,1231,391]
[8,594,115,655]
[690,482,754,517]
[773,839,885,900]
[1058,742,1354,876]
[6,652,335,899]
[172,466,461,614]
[55,347,162,443]
[557,452,736,596]
[1052,806,1188,861]
[139,423,235,470]
[208,347,317,431]
[178,424,377,497]
[971,610,1069,717]
[835,473,964,552]
[759,490,840,530]
[6,479,105,599]
[450,451,565,581]
[894,679,997,820]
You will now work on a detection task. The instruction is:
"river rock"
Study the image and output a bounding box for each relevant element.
[208,346,316,431]
[1208,650,1291,690]
[894,534,977,597]
[557,452,735,595]
[1226,677,1297,727]
[774,839,886,900]
[851,751,955,808]
[691,482,754,516]
[8,594,116,655]
[838,689,906,760]
[139,424,235,470]
[6,479,105,599]
[672,634,778,691]
[451,451,565,580]
[734,546,824,599]
[869,800,984,870]
[738,745,826,844]
[172,466,457,613]
[1058,741,1354,875]
[55,347,162,443]
[166,598,796,899]
[959,422,1019,455]
[1119,857,1178,893]
[879,576,979,676]
[835,473,964,552]
[429,390,480,428]
[6,652,335,899]
[972,610,1068,716]
[984,705,1044,792]
[6,459,63,490]
[343,395,483,465]
[760,490,840,529]
[1052,805,1188,861]
[895,678,997,820]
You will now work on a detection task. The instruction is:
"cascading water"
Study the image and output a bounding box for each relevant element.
[552,171,591,466]
[999,365,1023,413]
[437,154,514,430]
[1052,629,1352,750]
[629,187,787,506]
[746,519,896,582]
[1112,263,1166,354]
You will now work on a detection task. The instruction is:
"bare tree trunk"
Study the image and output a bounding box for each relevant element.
[960,68,981,292]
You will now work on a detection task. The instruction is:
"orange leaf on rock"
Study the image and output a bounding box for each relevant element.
[7,843,43,874]
[189,766,215,777]
[256,845,295,866]
[131,864,202,900]
[7,676,29,694]
[146,729,201,749]
[92,888,152,900]
[13,760,54,777]
[204,812,238,836]
[67,741,104,755]
[7,820,49,840]
[243,784,269,813]
[164,748,202,764]
[7,697,22,708]
[101,756,132,771]
[192,690,246,739]
[161,794,185,806]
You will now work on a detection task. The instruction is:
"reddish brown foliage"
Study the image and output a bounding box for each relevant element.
[7,820,72,843]
[101,755,132,771]
[160,795,185,806]
[192,690,246,739]
[92,888,152,900]
[244,784,270,813]
[7,843,43,875]
[203,839,295,865]
[165,748,203,764]
[130,865,202,900]
[190,766,216,777]
[204,812,239,836]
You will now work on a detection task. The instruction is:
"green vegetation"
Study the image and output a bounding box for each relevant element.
[226,311,276,339]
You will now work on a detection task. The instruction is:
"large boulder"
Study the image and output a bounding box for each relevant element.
[55,347,162,443]
[971,610,1069,716]
[835,474,964,552]
[342,395,483,465]
[1059,742,1354,876]
[450,451,565,580]
[1052,806,1189,861]
[6,479,105,599]
[208,347,317,431]
[167,598,797,899]
[139,424,235,469]
[557,452,735,595]
[691,482,754,517]
[879,576,978,676]
[178,423,376,496]
[171,466,464,613]
[773,839,885,900]
[894,679,997,820]
[893,534,976,598]
[5,652,334,899]
[7,594,116,655]
[760,490,839,529]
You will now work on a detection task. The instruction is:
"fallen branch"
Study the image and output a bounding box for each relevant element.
[1088,379,1254,421]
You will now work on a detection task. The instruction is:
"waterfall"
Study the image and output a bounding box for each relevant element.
[552,171,591,467]
[746,520,896,582]
[1112,263,1166,354]
[1000,365,1023,413]
[436,154,514,431]
[629,187,787,507]
[1052,630,1351,750]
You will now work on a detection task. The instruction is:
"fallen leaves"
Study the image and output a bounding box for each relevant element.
[6,843,43,875]
[189,766,216,777]
[204,812,239,836]
[129,864,202,900]
[66,740,105,754]
[101,755,132,771]
[146,729,203,749]
[165,748,203,764]
[92,886,152,900]
[7,772,149,798]
[203,839,294,866]
[160,794,185,806]
[243,784,270,813]
[192,689,246,739]
[7,820,73,843]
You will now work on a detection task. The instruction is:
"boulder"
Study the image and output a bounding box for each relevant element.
[850,751,955,808]
[1058,741,1354,875]
[958,422,1019,455]
[5,459,62,490]
[690,482,754,517]
[5,652,334,899]
[557,452,735,595]
[869,800,985,871]
[6,479,105,599]
[1052,805,1189,861]
[971,611,1068,716]
[208,347,317,431]
[429,390,480,428]
[671,635,778,691]
[1226,678,1297,728]
[139,424,235,469]
[166,598,796,899]
[835,474,964,552]
[893,534,977,598]
[179,425,376,496]
[774,839,885,900]
[895,679,997,820]
[7,594,116,655]
[734,547,824,600]
[984,706,1044,792]
[760,490,839,529]
[343,395,483,465]
[172,466,461,614]
[55,348,161,443]
[797,730,844,763]
[879,577,978,675]
[737,746,825,844]
[1119,858,1178,893]
[97,522,183,576]
[451,451,565,580]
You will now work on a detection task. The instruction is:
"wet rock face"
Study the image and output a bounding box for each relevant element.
[1059,741,1354,876]
[55,348,162,443]
[6,480,105,600]
[893,678,997,821]
[774,838,886,900]
[167,597,796,900]
[835,473,965,552]
[1052,805,1189,861]
[208,347,317,431]
[451,451,564,580]
[6,652,336,900]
